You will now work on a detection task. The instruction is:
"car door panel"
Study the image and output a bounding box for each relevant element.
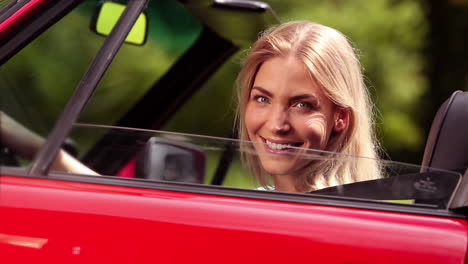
[1,175,466,263]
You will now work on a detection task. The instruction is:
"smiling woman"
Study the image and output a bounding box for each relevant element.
[237,21,381,192]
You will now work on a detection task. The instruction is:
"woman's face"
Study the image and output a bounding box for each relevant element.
[245,56,344,176]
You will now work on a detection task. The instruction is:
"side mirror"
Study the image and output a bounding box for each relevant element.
[91,1,148,45]
[135,137,206,184]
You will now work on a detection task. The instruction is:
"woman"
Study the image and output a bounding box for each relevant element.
[236,21,381,192]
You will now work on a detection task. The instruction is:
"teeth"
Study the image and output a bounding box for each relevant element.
[266,140,292,150]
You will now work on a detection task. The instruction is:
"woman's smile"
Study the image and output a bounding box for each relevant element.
[261,137,303,153]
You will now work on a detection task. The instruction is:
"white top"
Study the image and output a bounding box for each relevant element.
[256,186,274,191]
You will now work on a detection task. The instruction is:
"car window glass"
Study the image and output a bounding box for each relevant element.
[0,0,202,166]
[162,52,241,137]
[160,51,244,188]
[59,124,461,209]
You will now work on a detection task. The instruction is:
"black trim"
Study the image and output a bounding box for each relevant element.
[0,0,84,66]
[83,26,238,175]
[211,131,237,185]
[425,90,461,169]
[449,169,468,209]
[212,0,270,12]
[212,0,281,24]
[28,0,149,176]
[0,0,29,23]
[312,171,461,209]
[3,166,466,219]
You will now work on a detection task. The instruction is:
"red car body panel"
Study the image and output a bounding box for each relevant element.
[1,175,467,263]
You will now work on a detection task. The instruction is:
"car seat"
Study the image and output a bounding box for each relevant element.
[421,90,468,174]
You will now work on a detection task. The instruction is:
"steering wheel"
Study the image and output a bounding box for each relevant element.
[0,139,79,167]
[0,143,19,166]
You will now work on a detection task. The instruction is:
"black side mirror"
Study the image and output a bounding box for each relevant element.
[135,137,206,184]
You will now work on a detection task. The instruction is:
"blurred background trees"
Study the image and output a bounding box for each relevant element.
[169,0,468,164]
[269,0,429,163]
[267,0,468,163]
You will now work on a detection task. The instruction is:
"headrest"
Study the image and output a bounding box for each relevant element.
[135,137,205,183]
[421,91,468,173]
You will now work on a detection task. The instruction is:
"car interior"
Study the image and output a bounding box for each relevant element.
[421,90,468,174]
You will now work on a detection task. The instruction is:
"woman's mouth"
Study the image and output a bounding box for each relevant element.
[261,137,303,153]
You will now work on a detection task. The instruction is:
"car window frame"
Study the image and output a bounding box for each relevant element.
[0,0,30,23]
[0,0,84,65]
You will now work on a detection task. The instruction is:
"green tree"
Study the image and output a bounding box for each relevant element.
[268,0,429,163]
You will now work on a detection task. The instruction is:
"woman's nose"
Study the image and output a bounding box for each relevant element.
[267,107,291,135]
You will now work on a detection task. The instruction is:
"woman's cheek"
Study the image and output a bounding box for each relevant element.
[245,104,268,133]
[300,114,329,149]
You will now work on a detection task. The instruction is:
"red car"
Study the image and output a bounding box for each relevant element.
[1,0,467,263]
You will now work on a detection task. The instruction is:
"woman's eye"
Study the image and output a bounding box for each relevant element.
[295,102,312,109]
[255,96,268,103]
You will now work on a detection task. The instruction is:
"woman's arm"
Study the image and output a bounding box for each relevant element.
[1,111,99,175]
[52,149,99,175]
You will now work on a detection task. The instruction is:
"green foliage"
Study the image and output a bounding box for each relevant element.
[268,0,428,156]
[167,0,431,161]
[1,1,201,155]
[163,52,242,137]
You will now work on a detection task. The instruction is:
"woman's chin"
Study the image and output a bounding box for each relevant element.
[259,156,312,177]
[261,162,297,177]
[255,146,312,176]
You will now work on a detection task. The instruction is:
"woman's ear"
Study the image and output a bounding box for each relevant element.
[333,107,350,133]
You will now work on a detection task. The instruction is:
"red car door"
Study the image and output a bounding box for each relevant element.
[1,167,467,263]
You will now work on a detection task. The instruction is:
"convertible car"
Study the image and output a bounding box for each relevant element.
[1,0,468,263]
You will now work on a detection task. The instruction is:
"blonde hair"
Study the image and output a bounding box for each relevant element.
[236,21,381,192]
